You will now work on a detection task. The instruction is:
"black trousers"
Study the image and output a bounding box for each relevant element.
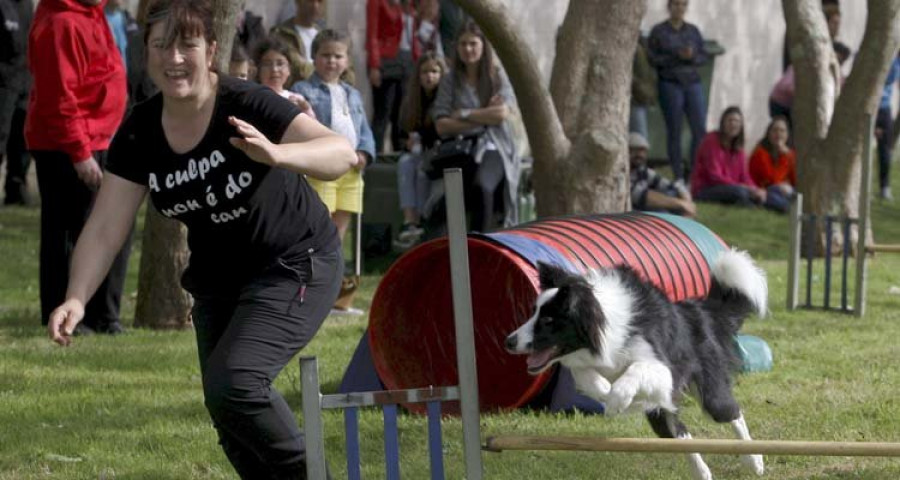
[371,76,406,154]
[192,248,342,480]
[33,150,133,328]
[876,106,893,190]
[3,105,30,201]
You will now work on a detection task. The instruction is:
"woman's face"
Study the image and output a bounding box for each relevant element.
[258,50,291,92]
[768,119,789,146]
[146,21,216,101]
[668,0,688,22]
[722,112,743,139]
[457,33,484,68]
[419,60,443,92]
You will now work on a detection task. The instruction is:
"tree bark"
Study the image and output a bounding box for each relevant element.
[452,0,645,217]
[133,0,242,329]
[784,0,900,251]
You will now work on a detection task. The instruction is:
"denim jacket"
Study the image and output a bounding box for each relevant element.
[290,73,376,162]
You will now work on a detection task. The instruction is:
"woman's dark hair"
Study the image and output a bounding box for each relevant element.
[758,115,790,164]
[453,20,498,107]
[717,105,745,152]
[252,36,295,83]
[400,52,447,134]
[143,0,215,50]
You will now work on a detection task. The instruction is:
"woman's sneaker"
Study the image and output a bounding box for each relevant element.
[393,223,424,249]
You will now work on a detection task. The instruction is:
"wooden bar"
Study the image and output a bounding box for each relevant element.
[867,244,900,254]
[484,436,900,457]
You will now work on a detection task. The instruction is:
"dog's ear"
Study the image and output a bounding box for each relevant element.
[537,262,571,289]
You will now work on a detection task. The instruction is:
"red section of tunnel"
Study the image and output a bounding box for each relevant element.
[367,214,725,414]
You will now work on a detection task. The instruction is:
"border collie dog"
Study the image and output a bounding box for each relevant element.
[505,249,768,480]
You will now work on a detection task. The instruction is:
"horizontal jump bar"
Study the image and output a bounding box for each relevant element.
[484,436,900,457]
[321,386,460,409]
[868,244,900,254]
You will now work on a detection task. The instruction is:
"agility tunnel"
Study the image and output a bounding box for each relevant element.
[345,212,733,414]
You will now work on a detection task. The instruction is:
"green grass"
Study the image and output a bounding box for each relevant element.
[2,191,900,480]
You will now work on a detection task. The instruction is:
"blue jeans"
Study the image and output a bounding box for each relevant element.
[695,184,756,207]
[658,80,707,182]
[629,103,649,141]
[876,106,893,190]
[397,152,430,214]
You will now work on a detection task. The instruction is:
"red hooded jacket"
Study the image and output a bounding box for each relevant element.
[25,0,126,163]
[366,0,421,71]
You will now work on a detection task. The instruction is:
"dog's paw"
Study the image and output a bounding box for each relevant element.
[688,456,714,480]
[577,375,611,399]
[605,379,639,415]
[741,454,764,476]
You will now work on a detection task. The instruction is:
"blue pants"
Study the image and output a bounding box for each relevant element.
[193,248,342,479]
[695,184,790,214]
[658,80,707,182]
[876,106,893,190]
[397,152,430,214]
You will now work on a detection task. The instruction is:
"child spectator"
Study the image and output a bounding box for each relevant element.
[254,36,315,118]
[291,29,376,314]
[393,51,446,249]
[749,116,795,213]
[690,107,772,210]
[629,132,696,217]
[229,43,251,80]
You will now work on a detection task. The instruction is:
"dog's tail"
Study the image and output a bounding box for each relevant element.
[704,248,768,335]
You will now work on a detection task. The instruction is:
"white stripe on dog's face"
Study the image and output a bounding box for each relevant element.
[506,287,559,353]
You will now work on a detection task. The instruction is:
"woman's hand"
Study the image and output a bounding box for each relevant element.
[48,299,85,346]
[354,152,368,171]
[229,116,280,167]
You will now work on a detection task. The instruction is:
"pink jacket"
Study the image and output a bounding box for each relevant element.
[690,132,757,196]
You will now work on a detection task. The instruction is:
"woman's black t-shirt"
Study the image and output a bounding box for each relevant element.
[106,76,339,295]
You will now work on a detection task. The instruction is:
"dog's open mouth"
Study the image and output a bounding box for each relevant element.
[526,346,560,375]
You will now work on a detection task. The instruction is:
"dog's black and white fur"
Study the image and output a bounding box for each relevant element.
[505,248,768,480]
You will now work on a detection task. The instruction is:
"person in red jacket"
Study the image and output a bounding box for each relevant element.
[25,0,131,334]
[367,0,422,153]
[749,115,796,208]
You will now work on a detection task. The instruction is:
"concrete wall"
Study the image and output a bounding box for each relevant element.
[127,0,868,144]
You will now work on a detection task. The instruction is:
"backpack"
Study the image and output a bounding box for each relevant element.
[0,0,25,64]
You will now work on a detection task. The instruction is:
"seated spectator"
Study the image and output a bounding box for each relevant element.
[690,106,770,209]
[769,65,794,129]
[229,43,251,80]
[629,132,696,217]
[433,20,520,232]
[394,52,447,249]
[253,36,315,118]
[749,116,795,213]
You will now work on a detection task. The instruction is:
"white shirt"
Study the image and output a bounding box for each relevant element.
[294,25,319,62]
[327,83,357,148]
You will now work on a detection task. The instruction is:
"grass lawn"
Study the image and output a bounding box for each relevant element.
[1,191,899,479]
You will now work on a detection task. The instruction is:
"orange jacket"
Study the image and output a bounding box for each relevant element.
[748,145,796,188]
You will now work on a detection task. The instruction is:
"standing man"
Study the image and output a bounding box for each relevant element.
[26,0,131,334]
[648,0,708,184]
[875,51,900,202]
[0,0,33,206]
[270,0,325,83]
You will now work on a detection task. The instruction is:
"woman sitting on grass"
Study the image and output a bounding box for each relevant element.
[749,115,795,213]
[46,0,356,478]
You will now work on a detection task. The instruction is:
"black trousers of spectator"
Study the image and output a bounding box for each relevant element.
[33,150,132,328]
[471,151,506,233]
[192,248,342,480]
[4,105,30,203]
[876,106,893,190]
[371,76,406,154]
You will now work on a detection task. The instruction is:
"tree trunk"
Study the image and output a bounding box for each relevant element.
[452,0,645,217]
[133,0,242,329]
[784,0,900,251]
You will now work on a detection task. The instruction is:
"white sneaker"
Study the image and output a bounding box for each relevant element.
[881,187,894,202]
